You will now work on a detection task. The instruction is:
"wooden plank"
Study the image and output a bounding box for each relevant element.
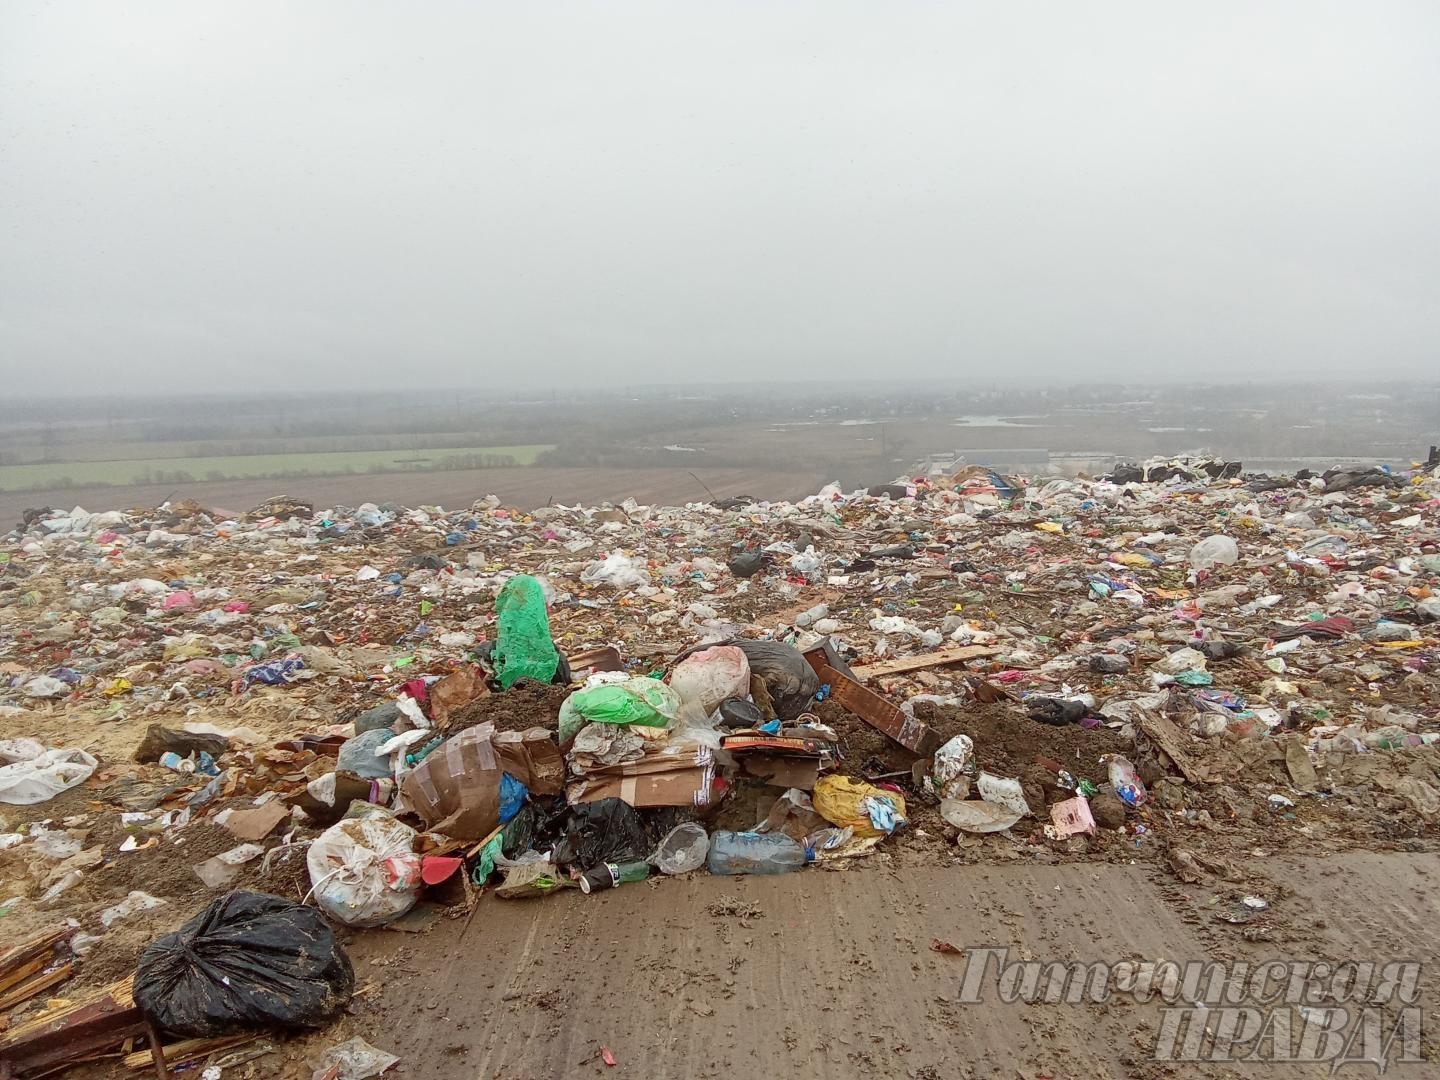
[123,1036,251,1071]
[0,957,47,997]
[822,665,941,756]
[0,927,70,978]
[0,964,75,1012]
[802,646,943,756]
[852,645,1000,680]
[565,645,624,673]
[0,975,133,1052]
[465,824,504,860]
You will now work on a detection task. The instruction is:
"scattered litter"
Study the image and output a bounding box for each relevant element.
[1,449,1437,1067]
[312,1036,399,1080]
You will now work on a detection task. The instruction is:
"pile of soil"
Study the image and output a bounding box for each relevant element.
[814,696,1139,850]
[911,699,1133,800]
[247,842,312,902]
[816,699,904,769]
[441,682,568,736]
[73,930,152,991]
[96,820,242,900]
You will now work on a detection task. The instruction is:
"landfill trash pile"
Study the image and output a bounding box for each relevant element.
[1,453,1438,1074]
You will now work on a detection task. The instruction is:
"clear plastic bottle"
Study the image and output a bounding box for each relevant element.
[706,831,807,875]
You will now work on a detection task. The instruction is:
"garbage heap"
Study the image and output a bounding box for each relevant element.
[1,456,1438,1073]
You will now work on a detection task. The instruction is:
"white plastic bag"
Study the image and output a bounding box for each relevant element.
[669,646,750,715]
[789,548,821,574]
[930,735,974,799]
[1189,534,1239,569]
[939,799,1022,833]
[1157,647,1208,674]
[0,738,46,764]
[869,616,918,635]
[0,748,99,804]
[23,676,71,698]
[580,552,651,589]
[307,814,421,927]
[976,771,1030,816]
[101,890,166,927]
[312,1036,399,1080]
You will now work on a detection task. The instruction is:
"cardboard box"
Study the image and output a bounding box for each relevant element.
[739,756,821,790]
[401,722,563,839]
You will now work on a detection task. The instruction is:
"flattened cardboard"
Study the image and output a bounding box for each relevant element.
[222,800,290,842]
[427,665,488,726]
[566,741,717,808]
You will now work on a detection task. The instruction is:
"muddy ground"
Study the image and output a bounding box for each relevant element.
[11,682,1439,1078]
[136,848,1435,1080]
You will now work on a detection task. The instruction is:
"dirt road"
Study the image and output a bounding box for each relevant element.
[286,850,1438,1079]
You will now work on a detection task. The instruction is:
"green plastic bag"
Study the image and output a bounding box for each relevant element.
[558,678,680,742]
[492,575,560,690]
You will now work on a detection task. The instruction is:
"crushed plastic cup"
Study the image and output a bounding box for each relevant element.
[652,822,710,875]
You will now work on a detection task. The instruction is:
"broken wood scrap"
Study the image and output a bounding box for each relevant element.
[0,976,146,1078]
[0,964,76,1012]
[122,1033,253,1071]
[852,644,1001,679]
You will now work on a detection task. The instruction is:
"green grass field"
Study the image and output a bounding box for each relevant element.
[0,445,554,491]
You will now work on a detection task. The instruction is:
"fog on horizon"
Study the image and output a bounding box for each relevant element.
[2,1,1437,395]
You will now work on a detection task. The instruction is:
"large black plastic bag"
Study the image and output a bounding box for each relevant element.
[134,890,354,1036]
[729,640,820,719]
[673,638,820,720]
[553,798,648,871]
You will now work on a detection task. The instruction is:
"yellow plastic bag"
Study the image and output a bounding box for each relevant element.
[103,677,133,697]
[813,776,908,838]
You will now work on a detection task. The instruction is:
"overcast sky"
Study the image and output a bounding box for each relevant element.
[2,1,1437,394]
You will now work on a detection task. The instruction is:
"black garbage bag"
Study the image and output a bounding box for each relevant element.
[134,891,354,1037]
[1105,464,1144,485]
[864,544,916,559]
[501,802,541,859]
[729,639,820,719]
[727,551,765,578]
[717,698,764,729]
[1199,641,1246,660]
[673,638,821,720]
[553,798,649,871]
[1026,697,1087,726]
[500,795,569,859]
[866,484,913,500]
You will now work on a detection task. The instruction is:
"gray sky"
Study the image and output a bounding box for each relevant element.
[2,1,1437,394]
